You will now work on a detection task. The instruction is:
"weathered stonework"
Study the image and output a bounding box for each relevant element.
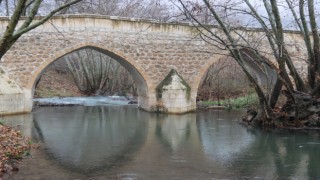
[0,68,31,115]
[154,69,193,113]
[0,15,309,114]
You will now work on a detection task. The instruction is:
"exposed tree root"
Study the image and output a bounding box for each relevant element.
[242,91,320,128]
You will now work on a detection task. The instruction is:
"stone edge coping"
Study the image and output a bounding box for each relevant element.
[0,14,305,34]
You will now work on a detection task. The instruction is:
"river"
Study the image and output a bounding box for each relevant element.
[2,104,320,179]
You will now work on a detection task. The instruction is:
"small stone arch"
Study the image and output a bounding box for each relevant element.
[192,49,277,101]
[191,54,225,99]
[27,42,152,99]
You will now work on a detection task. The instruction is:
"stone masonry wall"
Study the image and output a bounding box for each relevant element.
[0,15,309,114]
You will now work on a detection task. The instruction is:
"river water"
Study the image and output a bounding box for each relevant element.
[2,105,320,179]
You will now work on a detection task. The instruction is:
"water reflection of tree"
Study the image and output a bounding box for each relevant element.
[196,110,255,165]
[229,129,320,179]
[196,110,320,179]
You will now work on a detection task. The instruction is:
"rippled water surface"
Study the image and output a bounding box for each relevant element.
[3,105,320,179]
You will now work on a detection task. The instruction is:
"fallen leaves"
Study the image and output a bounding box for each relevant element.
[0,124,31,178]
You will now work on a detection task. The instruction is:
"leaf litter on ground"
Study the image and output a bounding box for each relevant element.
[0,124,33,178]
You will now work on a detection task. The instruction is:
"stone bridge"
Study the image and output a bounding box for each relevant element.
[0,15,307,115]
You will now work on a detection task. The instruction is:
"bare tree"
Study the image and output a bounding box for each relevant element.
[199,56,253,104]
[0,0,82,60]
[64,49,136,96]
[55,0,174,21]
[176,0,320,127]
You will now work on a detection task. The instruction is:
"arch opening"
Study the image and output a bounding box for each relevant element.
[194,49,276,108]
[28,44,151,109]
[196,55,256,107]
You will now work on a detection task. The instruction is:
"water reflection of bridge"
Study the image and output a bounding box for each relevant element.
[4,107,318,179]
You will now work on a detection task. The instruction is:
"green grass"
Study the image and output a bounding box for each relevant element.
[199,93,259,109]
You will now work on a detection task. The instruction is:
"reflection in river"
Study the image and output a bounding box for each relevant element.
[197,111,255,163]
[32,106,147,174]
[3,106,320,179]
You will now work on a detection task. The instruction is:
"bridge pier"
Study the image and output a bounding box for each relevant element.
[139,93,196,114]
[0,70,32,115]
[139,69,196,114]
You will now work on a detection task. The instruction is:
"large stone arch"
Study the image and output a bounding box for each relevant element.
[26,42,154,111]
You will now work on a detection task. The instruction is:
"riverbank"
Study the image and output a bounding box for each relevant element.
[0,123,32,178]
[197,93,259,110]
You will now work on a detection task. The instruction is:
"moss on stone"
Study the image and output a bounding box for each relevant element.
[155,69,191,101]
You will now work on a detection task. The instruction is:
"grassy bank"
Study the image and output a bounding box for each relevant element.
[198,93,259,109]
